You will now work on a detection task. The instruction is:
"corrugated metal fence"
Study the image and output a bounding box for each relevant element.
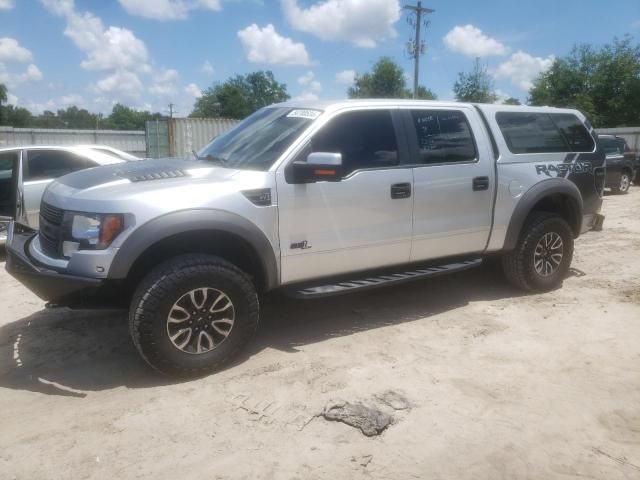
[146,118,239,158]
[598,127,640,151]
[0,126,146,156]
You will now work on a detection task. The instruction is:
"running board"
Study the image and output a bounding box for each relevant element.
[286,258,483,299]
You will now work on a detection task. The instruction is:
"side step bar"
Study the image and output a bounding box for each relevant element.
[286,259,483,299]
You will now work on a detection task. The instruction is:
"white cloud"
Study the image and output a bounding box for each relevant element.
[297,70,322,92]
[22,64,43,81]
[57,93,84,106]
[118,0,223,21]
[41,0,151,73]
[0,37,33,63]
[149,69,179,96]
[185,83,202,98]
[200,60,214,75]
[40,0,202,114]
[0,0,14,10]
[443,24,508,58]
[237,24,310,65]
[298,70,314,85]
[156,68,179,83]
[149,84,177,96]
[296,71,322,100]
[282,0,400,48]
[95,71,144,98]
[335,69,355,85]
[41,0,176,106]
[6,93,17,105]
[0,62,43,87]
[494,50,555,91]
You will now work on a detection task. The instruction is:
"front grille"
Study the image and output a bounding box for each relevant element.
[38,202,64,258]
[40,202,64,224]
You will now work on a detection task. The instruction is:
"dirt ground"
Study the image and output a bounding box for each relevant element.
[1,190,639,480]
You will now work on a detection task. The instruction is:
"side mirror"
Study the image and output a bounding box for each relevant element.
[288,152,343,184]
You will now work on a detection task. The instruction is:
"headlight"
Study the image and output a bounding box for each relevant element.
[62,212,124,257]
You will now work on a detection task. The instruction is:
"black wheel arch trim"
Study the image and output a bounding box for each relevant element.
[503,178,583,251]
[108,209,279,291]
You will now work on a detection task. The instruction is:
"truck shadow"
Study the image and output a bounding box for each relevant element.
[0,264,525,396]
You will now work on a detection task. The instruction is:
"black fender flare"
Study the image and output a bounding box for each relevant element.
[503,178,583,251]
[108,209,279,291]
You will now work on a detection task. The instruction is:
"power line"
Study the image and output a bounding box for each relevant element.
[403,1,435,99]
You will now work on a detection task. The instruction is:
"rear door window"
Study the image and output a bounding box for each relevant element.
[26,150,96,181]
[409,110,477,164]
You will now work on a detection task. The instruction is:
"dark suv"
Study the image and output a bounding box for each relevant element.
[598,135,636,194]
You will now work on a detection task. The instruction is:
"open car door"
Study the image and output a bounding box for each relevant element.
[0,150,25,238]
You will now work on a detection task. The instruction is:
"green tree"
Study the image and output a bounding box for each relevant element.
[453,58,498,103]
[413,85,438,100]
[503,97,522,105]
[57,106,99,129]
[348,57,438,100]
[106,103,163,130]
[529,37,640,127]
[349,57,406,98]
[32,110,64,128]
[2,105,32,127]
[0,83,8,125]
[192,71,289,119]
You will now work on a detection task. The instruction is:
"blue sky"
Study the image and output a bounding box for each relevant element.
[0,0,639,116]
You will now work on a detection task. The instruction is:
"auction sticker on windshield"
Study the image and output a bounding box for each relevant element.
[287,109,322,120]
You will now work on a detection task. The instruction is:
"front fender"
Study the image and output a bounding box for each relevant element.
[108,209,279,290]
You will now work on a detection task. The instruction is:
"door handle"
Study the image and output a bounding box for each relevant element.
[390,182,411,199]
[472,176,490,191]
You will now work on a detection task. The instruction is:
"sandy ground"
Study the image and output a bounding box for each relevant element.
[0,190,639,480]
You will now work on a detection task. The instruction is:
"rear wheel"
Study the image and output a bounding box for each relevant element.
[129,254,259,376]
[612,171,631,194]
[502,212,574,292]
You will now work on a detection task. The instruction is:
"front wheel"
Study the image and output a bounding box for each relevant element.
[129,254,259,376]
[612,171,631,194]
[501,212,574,292]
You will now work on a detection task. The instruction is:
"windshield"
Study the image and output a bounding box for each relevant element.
[197,107,321,171]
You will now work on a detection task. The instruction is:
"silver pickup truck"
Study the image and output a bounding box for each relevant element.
[5,100,606,376]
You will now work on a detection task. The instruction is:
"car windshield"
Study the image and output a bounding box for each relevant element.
[197,107,320,171]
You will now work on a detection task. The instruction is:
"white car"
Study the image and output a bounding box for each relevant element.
[0,145,137,244]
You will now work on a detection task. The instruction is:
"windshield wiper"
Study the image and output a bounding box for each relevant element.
[193,150,228,167]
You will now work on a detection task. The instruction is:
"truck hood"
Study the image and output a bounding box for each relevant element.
[42,157,271,215]
[56,157,232,191]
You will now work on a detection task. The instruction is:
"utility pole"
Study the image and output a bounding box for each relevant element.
[403,1,435,98]
[168,103,174,119]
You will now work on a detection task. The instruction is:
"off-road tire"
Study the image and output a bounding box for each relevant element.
[612,171,631,194]
[501,212,574,292]
[129,254,259,376]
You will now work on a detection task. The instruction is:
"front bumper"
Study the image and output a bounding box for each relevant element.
[5,222,105,305]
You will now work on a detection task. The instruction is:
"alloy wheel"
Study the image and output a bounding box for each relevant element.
[533,232,564,277]
[166,287,235,354]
